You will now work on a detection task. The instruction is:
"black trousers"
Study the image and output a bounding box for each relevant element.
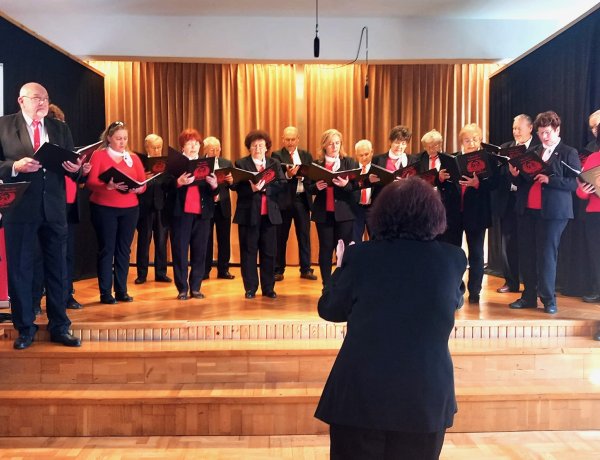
[443,214,486,298]
[584,212,600,295]
[238,216,277,294]
[136,208,169,279]
[90,204,138,297]
[171,213,211,294]
[315,213,354,286]
[329,424,446,460]
[275,196,312,275]
[500,194,520,290]
[518,210,568,306]
[352,204,371,243]
[205,202,232,276]
[5,220,70,336]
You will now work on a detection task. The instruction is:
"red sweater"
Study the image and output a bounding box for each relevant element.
[576,151,600,213]
[86,148,146,208]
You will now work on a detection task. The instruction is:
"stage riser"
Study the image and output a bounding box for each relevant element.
[2,321,596,342]
[1,399,599,436]
[1,353,599,385]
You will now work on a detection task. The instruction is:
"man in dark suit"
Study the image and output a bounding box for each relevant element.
[493,114,539,294]
[203,136,235,280]
[509,111,580,314]
[271,126,316,281]
[135,134,171,284]
[231,130,286,298]
[0,82,82,349]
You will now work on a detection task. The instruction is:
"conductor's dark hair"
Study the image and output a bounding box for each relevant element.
[368,177,446,241]
[533,111,561,131]
[244,130,272,151]
[388,125,412,142]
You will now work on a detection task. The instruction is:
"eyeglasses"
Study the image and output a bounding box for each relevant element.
[22,95,50,104]
[109,121,125,130]
[250,144,267,151]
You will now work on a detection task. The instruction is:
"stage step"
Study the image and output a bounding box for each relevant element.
[1,338,598,385]
[2,431,600,459]
[2,318,597,342]
[0,379,599,436]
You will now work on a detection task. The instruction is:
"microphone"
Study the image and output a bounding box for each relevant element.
[364,82,369,99]
[314,35,320,58]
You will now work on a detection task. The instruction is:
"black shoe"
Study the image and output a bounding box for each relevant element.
[100,294,117,304]
[300,272,318,280]
[33,305,42,316]
[263,291,277,299]
[177,292,188,300]
[155,275,172,283]
[582,294,600,303]
[190,291,205,299]
[134,277,146,285]
[66,297,82,310]
[544,304,558,314]
[274,274,284,282]
[50,333,81,347]
[245,290,256,299]
[468,295,480,304]
[509,298,537,309]
[497,284,520,293]
[217,272,235,280]
[14,335,34,350]
[115,293,134,302]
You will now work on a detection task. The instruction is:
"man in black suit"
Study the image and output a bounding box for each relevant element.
[271,126,316,281]
[0,82,82,349]
[203,136,235,280]
[509,111,580,314]
[135,134,172,284]
[494,114,539,294]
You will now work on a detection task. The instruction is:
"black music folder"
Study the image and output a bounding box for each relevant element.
[98,167,163,192]
[0,182,30,212]
[297,163,361,185]
[482,143,527,165]
[167,147,215,182]
[140,155,169,175]
[509,151,552,180]
[562,161,600,198]
[34,143,79,174]
[74,140,103,163]
[455,150,493,180]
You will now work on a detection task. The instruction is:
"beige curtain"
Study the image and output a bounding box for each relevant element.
[87,60,499,266]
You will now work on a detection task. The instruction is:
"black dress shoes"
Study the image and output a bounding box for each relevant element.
[50,333,81,347]
[245,290,256,299]
[155,275,172,283]
[497,284,520,293]
[300,271,318,280]
[66,296,82,310]
[217,272,235,280]
[190,291,205,299]
[274,274,284,282]
[544,304,558,314]
[509,298,537,309]
[14,335,34,350]
[115,293,134,302]
[177,292,188,300]
[263,291,277,299]
[583,294,600,303]
[134,277,146,284]
[100,294,117,304]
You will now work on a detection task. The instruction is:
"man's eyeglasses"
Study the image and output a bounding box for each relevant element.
[23,96,50,104]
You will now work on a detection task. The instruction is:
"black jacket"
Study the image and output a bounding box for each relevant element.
[270,148,314,211]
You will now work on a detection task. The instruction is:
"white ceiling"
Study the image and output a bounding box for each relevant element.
[1,0,599,62]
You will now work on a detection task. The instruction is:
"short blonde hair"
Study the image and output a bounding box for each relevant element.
[203,136,221,148]
[144,133,163,146]
[319,128,346,159]
[421,129,443,145]
[458,123,482,142]
[354,139,372,152]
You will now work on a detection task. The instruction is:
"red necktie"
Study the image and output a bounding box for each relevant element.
[258,165,268,215]
[430,156,437,170]
[32,120,41,151]
[360,165,368,205]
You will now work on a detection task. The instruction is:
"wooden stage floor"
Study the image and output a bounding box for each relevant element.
[61,267,600,324]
